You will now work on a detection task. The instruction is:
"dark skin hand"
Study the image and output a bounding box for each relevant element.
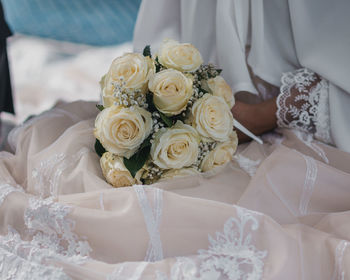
[231,73,321,143]
[231,95,278,142]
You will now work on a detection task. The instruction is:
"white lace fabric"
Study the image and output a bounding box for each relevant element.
[0,227,72,280]
[276,68,332,144]
[0,191,91,280]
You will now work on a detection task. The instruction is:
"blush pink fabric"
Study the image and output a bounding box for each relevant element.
[0,101,349,279]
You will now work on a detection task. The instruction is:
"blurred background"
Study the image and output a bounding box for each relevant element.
[1,0,141,146]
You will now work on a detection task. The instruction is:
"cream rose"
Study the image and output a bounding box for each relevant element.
[151,121,200,169]
[148,69,193,116]
[100,152,142,187]
[102,53,154,107]
[159,167,200,182]
[157,39,203,72]
[206,76,235,108]
[94,105,152,158]
[200,131,238,172]
[191,94,234,142]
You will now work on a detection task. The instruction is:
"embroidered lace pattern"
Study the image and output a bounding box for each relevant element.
[0,227,71,280]
[0,165,92,279]
[133,186,164,262]
[332,240,349,280]
[32,148,90,198]
[234,154,261,177]
[0,196,92,279]
[299,155,318,216]
[157,207,267,280]
[276,68,332,144]
[24,196,92,260]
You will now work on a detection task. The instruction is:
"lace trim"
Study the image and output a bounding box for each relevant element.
[277,68,332,144]
[157,207,267,280]
[0,180,92,278]
[0,227,72,280]
[314,80,332,143]
[299,155,318,216]
[332,240,349,280]
[32,148,90,198]
[145,188,163,262]
[0,184,24,207]
[134,186,164,262]
[24,197,92,260]
[234,154,261,177]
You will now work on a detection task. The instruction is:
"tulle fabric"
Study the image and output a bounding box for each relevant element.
[1,101,350,279]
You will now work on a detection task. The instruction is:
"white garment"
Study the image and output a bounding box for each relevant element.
[133,0,350,153]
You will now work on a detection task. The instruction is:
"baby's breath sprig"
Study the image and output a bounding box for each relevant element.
[142,162,164,184]
[192,70,202,89]
[181,87,205,118]
[150,111,166,144]
[193,141,217,171]
[112,78,148,109]
[195,63,222,81]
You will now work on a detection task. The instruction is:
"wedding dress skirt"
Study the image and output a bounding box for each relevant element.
[1,100,350,279]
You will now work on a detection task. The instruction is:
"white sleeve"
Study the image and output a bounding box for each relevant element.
[216,0,257,95]
[329,84,350,153]
[133,0,181,53]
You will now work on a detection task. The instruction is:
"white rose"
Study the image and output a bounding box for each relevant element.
[102,53,154,107]
[149,69,193,116]
[157,39,203,72]
[100,152,142,187]
[159,167,200,182]
[206,76,235,108]
[191,94,234,142]
[151,121,200,169]
[200,131,238,172]
[94,105,152,158]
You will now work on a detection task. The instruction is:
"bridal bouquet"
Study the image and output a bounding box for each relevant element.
[94,39,238,188]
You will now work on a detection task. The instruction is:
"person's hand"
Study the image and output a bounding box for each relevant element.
[231,96,278,142]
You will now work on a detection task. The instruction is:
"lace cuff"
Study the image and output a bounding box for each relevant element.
[276,68,332,144]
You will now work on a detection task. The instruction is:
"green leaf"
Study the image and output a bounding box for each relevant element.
[159,112,173,127]
[143,45,151,57]
[95,139,106,157]
[124,140,151,177]
[96,104,105,111]
[146,93,157,112]
[155,57,162,73]
[139,137,152,150]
